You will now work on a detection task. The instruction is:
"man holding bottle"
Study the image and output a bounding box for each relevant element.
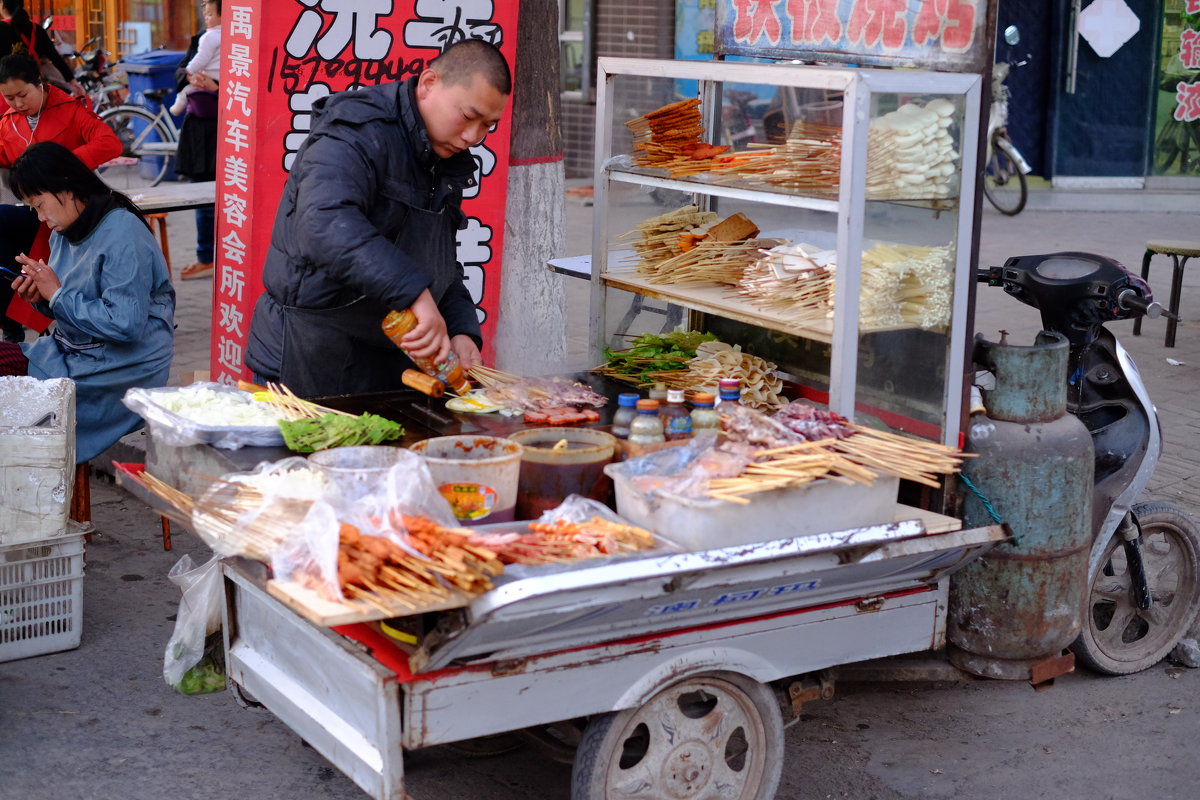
[245,39,510,397]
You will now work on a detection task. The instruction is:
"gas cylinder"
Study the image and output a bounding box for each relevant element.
[947,330,1093,680]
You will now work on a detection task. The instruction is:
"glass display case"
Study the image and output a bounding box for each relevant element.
[586,57,983,447]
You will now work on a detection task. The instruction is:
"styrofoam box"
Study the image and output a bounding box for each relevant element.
[0,377,77,545]
[0,532,85,663]
[606,465,900,550]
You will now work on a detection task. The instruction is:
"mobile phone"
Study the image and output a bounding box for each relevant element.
[0,265,22,281]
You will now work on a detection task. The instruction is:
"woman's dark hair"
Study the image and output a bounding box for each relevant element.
[0,51,40,86]
[9,142,149,229]
[1,1,32,37]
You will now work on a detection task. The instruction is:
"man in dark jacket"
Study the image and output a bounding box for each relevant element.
[245,39,510,397]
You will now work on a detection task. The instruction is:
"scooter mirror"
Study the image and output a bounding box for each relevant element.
[1003,25,1020,46]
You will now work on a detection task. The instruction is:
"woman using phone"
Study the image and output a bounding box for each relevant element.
[0,141,175,463]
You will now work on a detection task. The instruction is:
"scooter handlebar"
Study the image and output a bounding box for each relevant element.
[1116,289,1172,321]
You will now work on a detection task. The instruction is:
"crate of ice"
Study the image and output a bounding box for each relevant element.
[0,377,76,545]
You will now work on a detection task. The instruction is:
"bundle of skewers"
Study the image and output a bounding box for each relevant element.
[626,98,730,177]
[707,402,968,502]
[335,517,502,611]
[472,517,657,566]
[467,365,607,423]
[705,121,845,194]
[621,205,719,272]
[737,243,836,324]
[859,243,954,331]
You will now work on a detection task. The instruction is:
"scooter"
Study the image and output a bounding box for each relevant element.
[978,252,1200,674]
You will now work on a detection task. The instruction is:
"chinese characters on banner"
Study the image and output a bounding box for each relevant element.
[717,0,987,70]
[211,1,519,385]
[1174,0,1200,121]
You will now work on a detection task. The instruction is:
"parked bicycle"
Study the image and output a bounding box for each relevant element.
[42,16,124,113]
[982,25,1033,216]
[97,87,180,188]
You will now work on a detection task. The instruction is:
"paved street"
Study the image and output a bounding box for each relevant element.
[3,187,1200,800]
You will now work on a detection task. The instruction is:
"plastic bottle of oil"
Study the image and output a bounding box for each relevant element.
[628,399,665,444]
[381,309,471,394]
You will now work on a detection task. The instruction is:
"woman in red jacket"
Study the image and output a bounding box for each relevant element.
[0,51,120,342]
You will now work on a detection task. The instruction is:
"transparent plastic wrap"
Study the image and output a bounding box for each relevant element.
[606,437,756,498]
[122,382,286,450]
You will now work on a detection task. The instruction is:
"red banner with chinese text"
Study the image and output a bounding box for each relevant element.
[211,1,518,385]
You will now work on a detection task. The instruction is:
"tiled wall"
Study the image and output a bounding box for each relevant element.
[561,1,676,178]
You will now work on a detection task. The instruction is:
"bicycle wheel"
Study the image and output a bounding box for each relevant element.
[982,131,1027,215]
[97,105,176,189]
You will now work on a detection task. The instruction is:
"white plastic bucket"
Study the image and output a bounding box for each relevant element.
[410,436,523,525]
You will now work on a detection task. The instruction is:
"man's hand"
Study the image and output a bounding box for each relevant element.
[450,334,482,370]
[400,288,451,364]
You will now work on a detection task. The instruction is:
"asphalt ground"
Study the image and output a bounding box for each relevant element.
[3,186,1200,800]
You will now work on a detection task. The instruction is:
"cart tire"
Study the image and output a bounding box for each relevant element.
[1073,501,1200,675]
[570,672,783,800]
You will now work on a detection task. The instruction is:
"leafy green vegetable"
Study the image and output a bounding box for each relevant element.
[601,330,719,383]
[279,412,404,453]
[170,632,226,695]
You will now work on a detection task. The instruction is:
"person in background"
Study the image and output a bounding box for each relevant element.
[245,38,510,397]
[0,141,175,463]
[0,51,120,342]
[0,0,82,97]
[174,0,221,281]
[169,0,220,117]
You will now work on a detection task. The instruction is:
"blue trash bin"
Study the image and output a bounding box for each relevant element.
[119,48,187,181]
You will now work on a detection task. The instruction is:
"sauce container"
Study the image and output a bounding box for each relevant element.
[410,435,522,524]
[507,427,617,519]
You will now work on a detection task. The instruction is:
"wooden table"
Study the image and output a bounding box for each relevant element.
[128,180,216,213]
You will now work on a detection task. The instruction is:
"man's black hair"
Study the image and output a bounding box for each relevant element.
[429,38,511,96]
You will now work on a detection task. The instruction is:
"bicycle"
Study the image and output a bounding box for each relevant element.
[97,87,181,189]
[982,27,1032,215]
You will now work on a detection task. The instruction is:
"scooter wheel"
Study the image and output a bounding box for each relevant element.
[1073,501,1200,675]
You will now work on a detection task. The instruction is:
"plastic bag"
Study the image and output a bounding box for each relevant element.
[270,498,344,600]
[122,382,285,449]
[163,554,226,694]
[606,437,755,498]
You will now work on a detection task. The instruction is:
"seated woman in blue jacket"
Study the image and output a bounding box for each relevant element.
[0,141,175,462]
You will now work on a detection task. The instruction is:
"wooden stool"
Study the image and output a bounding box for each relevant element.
[70,461,173,550]
[1132,239,1200,347]
[146,212,171,272]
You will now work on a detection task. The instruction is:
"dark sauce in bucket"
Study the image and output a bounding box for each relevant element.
[510,428,616,519]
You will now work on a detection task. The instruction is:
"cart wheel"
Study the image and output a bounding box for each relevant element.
[1073,501,1200,675]
[570,672,783,800]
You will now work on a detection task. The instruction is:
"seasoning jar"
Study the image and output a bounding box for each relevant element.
[690,392,720,438]
[717,377,742,407]
[381,309,471,394]
[661,388,692,440]
[610,392,640,439]
[628,399,665,444]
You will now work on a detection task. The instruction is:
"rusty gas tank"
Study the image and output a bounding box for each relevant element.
[948,330,1093,680]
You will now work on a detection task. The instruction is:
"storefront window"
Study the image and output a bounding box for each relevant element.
[560,0,591,97]
[1152,1,1200,177]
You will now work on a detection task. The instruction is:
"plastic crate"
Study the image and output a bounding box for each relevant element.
[0,533,85,663]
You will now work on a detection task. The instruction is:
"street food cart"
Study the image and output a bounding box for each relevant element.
[122,376,1004,800]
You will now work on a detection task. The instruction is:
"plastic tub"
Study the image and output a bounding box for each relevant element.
[0,532,85,662]
[507,428,617,520]
[308,445,410,497]
[410,436,522,525]
[605,462,899,550]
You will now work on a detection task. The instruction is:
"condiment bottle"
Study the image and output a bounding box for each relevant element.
[690,392,720,438]
[628,399,666,444]
[381,309,471,394]
[610,392,640,439]
[661,388,692,440]
[648,382,668,403]
[717,377,742,407]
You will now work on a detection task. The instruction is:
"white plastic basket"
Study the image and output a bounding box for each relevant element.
[0,533,85,663]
